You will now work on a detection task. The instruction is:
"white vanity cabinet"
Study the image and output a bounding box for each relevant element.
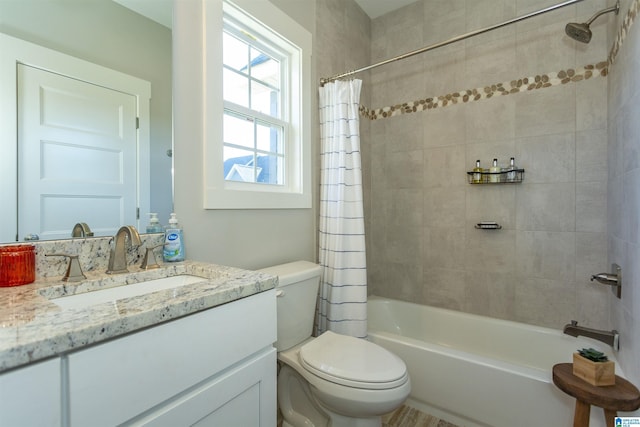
[67,289,277,427]
[0,357,62,427]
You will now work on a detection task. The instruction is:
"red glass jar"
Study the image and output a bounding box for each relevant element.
[0,245,36,287]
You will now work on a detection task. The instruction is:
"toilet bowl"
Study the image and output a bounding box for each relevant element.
[259,261,410,427]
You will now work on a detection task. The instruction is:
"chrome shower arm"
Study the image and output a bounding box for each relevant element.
[586,2,620,25]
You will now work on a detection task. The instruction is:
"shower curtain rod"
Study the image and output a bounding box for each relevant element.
[319,0,586,86]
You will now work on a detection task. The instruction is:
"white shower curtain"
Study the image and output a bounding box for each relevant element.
[316,79,367,338]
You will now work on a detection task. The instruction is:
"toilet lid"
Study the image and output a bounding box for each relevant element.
[299,331,408,390]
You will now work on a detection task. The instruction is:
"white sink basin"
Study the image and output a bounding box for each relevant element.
[51,275,206,310]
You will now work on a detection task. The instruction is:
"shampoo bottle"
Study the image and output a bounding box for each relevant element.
[146,213,164,233]
[163,213,185,262]
[472,160,483,183]
[506,157,517,182]
[489,158,501,183]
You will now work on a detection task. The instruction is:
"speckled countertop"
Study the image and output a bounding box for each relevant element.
[0,261,276,372]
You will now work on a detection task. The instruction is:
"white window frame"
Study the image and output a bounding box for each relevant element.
[204,0,312,209]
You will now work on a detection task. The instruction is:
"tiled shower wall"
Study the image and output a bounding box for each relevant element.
[315,0,372,184]
[608,0,640,385]
[316,0,640,385]
[364,0,614,329]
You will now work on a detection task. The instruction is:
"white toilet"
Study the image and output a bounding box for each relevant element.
[260,261,410,427]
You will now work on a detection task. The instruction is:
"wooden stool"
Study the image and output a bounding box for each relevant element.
[552,363,640,427]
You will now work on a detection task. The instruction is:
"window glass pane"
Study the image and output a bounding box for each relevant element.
[249,46,263,65]
[223,146,257,183]
[257,154,284,185]
[256,122,283,153]
[221,14,292,190]
[223,32,249,73]
[251,81,279,117]
[251,55,280,90]
[224,113,254,149]
[223,68,249,107]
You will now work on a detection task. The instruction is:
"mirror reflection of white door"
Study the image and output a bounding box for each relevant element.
[18,64,138,240]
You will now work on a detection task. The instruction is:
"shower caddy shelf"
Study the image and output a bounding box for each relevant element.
[466,168,525,184]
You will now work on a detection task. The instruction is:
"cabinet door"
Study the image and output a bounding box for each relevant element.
[125,347,277,427]
[68,290,276,426]
[0,358,61,427]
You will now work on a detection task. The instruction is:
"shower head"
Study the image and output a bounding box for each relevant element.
[565,0,620,43]
[565,21,593,43]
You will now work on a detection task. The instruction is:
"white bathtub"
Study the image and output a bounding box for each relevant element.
[367,296,634,427]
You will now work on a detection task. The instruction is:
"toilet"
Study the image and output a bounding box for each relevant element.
[260,261,410,427]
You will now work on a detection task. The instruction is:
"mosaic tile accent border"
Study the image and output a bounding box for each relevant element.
[361,0,639,121]
[359,62,608,120]
[609,0,639,65]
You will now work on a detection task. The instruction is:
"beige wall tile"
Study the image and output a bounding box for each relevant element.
[514,276,577,327]
[515,84,576,138]
[577,76,608,131]
[516,132,575,183]
[516,183,576,231]
[465,185,516,229]
[424,226,466,269]
[421,267,467,310]
[465,95,516,142]
[516,231,576,281]
[425,187,466,227]
[464,270,516,319]
[576,129,608,182]
[423,145,467,188]
[576,180,607,232]
[464,228,517,273]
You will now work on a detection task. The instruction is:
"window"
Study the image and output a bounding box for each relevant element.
[203,0,312,209]
[222,23,285,185]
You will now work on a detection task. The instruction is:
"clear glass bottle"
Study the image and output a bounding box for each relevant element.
[506,157,517,182]
[472,160,483,183]
[489,158,501,183]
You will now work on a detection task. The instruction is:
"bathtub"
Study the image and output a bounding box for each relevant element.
[367,296,634,427]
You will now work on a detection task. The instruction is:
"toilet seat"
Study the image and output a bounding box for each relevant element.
[299,331,408,390]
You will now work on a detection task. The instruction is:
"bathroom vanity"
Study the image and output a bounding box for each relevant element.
[0,260,277,427]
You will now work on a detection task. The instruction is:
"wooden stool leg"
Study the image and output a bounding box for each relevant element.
[604,409,617,427]
[574,400,590,427]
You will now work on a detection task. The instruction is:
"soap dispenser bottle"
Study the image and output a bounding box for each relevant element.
[163,213,185,262]
[146,213,164,233]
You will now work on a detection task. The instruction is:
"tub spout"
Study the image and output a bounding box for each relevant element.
[563,320,619,351]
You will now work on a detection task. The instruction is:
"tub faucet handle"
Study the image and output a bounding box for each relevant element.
[590,263,622,299]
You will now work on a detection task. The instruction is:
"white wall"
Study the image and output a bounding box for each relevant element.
[172,0,316,270]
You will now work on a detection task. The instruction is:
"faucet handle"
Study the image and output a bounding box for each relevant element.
[140,244,164,270]
[45,253,87,282]
[71,222,94,238]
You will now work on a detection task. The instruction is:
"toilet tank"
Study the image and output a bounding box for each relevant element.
[259,261,322,351]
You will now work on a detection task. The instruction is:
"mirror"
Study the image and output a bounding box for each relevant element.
[0,0,173,242]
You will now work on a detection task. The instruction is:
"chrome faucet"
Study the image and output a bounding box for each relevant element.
[563,320,619,351]
[71,222,94,238]
[106,226,142,274]
[590,263,622,298]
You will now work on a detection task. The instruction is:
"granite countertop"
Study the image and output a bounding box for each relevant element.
[0,261,276,372]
